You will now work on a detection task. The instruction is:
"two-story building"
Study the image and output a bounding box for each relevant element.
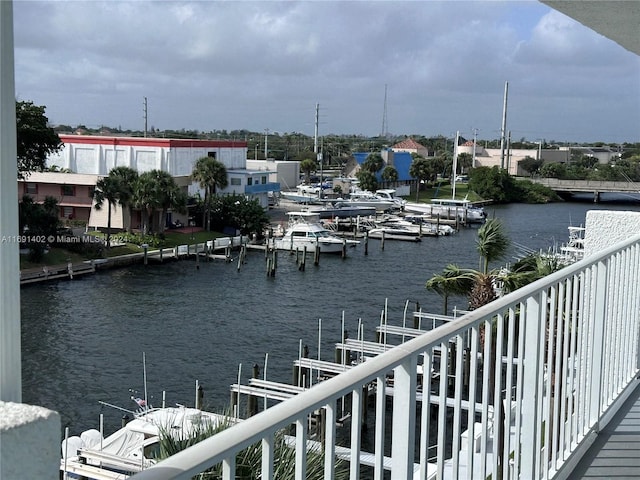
[20,134,281,230]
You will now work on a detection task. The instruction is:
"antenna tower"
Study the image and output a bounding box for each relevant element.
[381,84,388,138]
[143,96,148,138]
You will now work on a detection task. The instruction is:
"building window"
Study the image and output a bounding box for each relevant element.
[230,178,241,186]
[25,183,37,194]
[62,206,74,219]
[247,177,253,186]
[207,151,216,158]
[88,186,95,199]
[61,185,75,196]
[261,176,267,184]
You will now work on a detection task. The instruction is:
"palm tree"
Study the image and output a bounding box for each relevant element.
[476,217,510,275]
[192,156,228,231]
[108,166,139,232]
[426,264,476,314]
[94,175,123,248]
[299,158,316,185]
[381,165,398,186]
[134,171,163,234]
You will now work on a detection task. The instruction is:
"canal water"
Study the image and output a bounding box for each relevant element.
[20,196,639,436]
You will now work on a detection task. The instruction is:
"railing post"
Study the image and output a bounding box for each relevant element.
[521,293,545,479]
[391,356,417,478]
[589,259,609,429]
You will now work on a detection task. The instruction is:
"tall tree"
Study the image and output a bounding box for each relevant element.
[94,176,123,249]
[426,264,477,314]
[408,156,435,201]
[191,156,228,231]
[108,166,139,232]
[299,158,317,185]
[362,152,384,173]
[16,100,63,177]
[381,165,398,185]
[135,170,187,234]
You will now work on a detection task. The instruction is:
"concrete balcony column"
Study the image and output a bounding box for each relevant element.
[0,0,21,404]
[0,402,60,479]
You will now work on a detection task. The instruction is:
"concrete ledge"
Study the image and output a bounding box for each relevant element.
[585,210,640,256]
[0,401,60,479]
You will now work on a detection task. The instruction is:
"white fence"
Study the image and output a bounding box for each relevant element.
[132,234,640,480]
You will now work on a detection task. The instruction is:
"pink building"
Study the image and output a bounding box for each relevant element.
[18,172,98,224]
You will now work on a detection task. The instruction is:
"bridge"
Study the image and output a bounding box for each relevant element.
[530,178,640,202]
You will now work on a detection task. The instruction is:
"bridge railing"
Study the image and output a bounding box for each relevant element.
[132,234,640,480]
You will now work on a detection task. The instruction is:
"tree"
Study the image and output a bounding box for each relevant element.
[135,170,185,234]
[426,264,477,314]
[409,156,435,201]
[456,152,473,174]
[467,166,517,203]
[540,162,566,179]
[518,156,544,176]
[192,156,228,231]
[362,152,384,173]
[108,166,139,232]
[381,165,398,185]
[299,158,317,184]
[355,169,378,192]
[16,100,62,177]
[94,176,124,249]
[18,195,60,261]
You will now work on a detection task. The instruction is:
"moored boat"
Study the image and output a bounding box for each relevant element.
[404,198,486,224]
[272,211,359,253]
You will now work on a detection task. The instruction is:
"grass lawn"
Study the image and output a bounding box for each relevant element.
[20,230,229,269]
[404,182,483,203]
[19,247,88,270]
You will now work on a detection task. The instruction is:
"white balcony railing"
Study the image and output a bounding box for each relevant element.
[132,234,640,480]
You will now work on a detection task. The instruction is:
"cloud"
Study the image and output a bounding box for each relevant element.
[12,1,640,142]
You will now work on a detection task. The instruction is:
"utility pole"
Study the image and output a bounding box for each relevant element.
[452,130,460,199]
[381,84,388,138]
[314,103,319,154]
[499,81,509,170]
[264,128,269,159]
[143,96,148,138]
[472,128,478,168]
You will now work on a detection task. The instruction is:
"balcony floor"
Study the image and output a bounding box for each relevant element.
[571,381,640,479]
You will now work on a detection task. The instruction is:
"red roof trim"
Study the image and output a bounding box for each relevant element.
[59,135,247,148]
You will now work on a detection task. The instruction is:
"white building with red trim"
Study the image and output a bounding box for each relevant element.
[31,135,280,229]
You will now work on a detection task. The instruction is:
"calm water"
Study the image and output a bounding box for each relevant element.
[20,197,639,435]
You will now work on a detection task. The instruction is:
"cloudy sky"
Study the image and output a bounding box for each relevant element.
[12,1,640,143]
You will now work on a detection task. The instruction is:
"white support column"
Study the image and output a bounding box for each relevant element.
[520,293,544,478]
[391,356,417,478]
[0,0,21,403]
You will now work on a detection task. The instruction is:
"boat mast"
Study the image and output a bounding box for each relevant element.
[452,130,459,199]
[500,81,509,170]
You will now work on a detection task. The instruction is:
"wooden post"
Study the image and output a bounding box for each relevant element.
[314,243,320,266]
[195,243,200,269]
[381,230,385,250]
[247,364,259,417]
[364,231,369,256]
[143,244,148,265]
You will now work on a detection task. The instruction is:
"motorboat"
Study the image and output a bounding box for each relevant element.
[60,404,234,479]
[272,211,359,253]
[280,185,322,204]
[403,198,486,224]
[305,204,376,219]
[374,189,407,210]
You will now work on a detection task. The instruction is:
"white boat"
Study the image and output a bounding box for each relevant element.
[61,404,234,479]
[375,189,407,210]
[280,185,322,204]
[404,198,486,224]
[273,211,359,253]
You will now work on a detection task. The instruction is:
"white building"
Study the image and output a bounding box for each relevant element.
[41,135,281,228]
